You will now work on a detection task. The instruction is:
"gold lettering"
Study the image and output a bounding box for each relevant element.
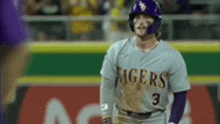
[140,69,149,84]
[150,72,157,87]
[124,69,128,83]
[119,68,125,83]
[159,73,168,89]
[133,69,139,83]
[128,69,134,82]
[128,69,139,83]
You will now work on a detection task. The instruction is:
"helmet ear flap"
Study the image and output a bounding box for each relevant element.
[147,17,162,34]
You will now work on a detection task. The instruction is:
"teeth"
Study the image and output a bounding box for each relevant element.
[138,27,146,29]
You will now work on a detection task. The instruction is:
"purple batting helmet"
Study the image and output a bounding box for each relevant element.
[129,0,162,35]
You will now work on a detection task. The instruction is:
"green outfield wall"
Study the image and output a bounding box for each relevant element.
[18,42,219,85]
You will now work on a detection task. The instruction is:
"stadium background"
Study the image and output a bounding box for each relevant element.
[6,0,220,123]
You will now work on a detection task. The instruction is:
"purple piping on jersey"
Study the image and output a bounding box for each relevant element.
[169,91,187,124]
[0,0,29,46]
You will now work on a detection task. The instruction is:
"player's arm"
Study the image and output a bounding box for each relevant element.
[100,43,119,124]
[100,77,116,124]
[1,0,32,108]
[1,44,31,106]
[168,51,191,124]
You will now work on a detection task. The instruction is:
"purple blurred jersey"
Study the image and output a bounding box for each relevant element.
[0,1,31,120]
[0,0,30,46]
[0,107,6,124]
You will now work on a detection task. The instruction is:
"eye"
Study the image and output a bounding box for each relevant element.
[133,17,140,23]
[134,15,141,20]
[146,20,153,25]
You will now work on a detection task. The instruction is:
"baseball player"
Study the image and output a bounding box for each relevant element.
[100,0,191,124]
[0,0,31,123]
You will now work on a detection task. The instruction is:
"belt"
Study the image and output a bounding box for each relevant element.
[116,105,164,119]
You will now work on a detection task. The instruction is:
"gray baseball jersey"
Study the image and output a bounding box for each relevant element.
[100,36,191,113]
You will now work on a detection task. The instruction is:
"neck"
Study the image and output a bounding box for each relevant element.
[136,35,158,51]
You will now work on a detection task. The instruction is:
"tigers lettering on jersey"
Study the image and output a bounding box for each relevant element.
[118,68,168,90]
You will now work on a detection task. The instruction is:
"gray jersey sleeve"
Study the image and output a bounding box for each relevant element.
[100,42,121,118]
[100,43,119,80]
[100,77,116,117]
[168,51,191,93]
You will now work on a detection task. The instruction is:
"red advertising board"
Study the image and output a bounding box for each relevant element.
[19,86,102,124]
[18,86,216,124]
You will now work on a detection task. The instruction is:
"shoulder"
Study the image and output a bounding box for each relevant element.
[157,41,186,65]
[159,40,183,58]
[107,37,134,54]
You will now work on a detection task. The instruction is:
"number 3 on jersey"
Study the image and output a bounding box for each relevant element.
[152,93,161,105]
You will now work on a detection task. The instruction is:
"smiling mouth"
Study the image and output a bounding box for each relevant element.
[137,27,147,29]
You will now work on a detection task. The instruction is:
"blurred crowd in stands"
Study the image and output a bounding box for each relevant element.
[21,0,220,41]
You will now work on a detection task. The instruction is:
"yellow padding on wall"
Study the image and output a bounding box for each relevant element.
[17,76,219,86]
[29,43,110,53]
[29,42,220,53]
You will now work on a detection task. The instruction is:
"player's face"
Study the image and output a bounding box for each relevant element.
[134,14,155,37]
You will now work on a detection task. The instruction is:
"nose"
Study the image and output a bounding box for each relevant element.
[139,19,145,24]
[139,17,145,23]
[138,17,148,26]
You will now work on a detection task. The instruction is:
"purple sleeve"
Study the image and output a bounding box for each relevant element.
[169,91,187,124]
[0,0,30,46]
[0,107,6,124]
